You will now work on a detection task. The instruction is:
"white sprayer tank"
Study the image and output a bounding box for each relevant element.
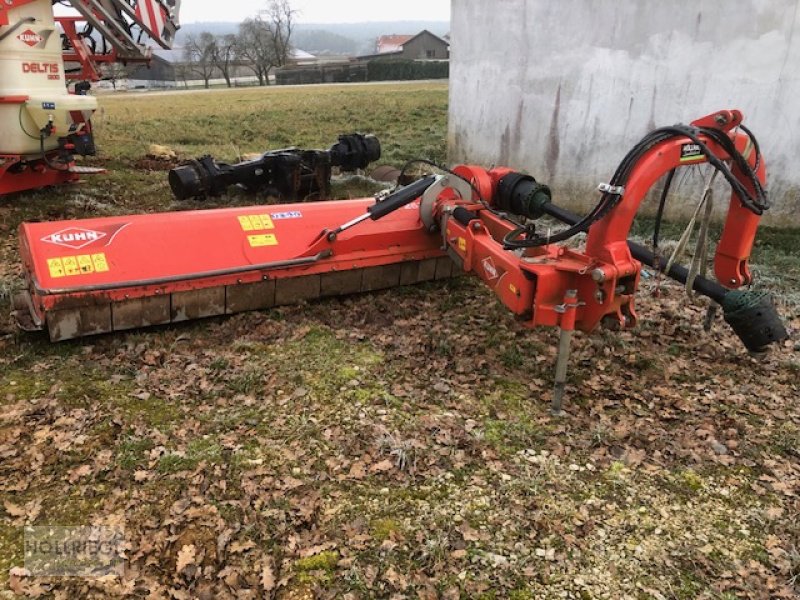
[0,0,97,156]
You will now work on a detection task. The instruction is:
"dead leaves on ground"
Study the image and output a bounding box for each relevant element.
[0,277,798,598]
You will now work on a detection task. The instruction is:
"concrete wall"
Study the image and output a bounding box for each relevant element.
[448,0,800,225]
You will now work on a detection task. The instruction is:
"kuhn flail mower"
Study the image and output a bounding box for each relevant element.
[12,109,788,409]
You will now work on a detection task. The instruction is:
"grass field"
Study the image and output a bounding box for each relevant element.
[0,82,798,599]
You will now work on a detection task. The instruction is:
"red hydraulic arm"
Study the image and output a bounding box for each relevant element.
[433,110,769,335]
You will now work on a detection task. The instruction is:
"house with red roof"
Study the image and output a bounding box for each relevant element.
[364,30,450,61]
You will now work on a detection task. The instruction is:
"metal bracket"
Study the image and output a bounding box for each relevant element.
[598,183,625,196]
[554,300,586,314]
[420,174,474,233]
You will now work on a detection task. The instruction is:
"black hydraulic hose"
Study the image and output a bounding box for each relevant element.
[541,203,727,304]
[652,169,676,254]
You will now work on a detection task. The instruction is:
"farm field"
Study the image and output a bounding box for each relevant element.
[0,82,798,599]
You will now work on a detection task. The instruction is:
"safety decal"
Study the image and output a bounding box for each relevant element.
[248,234,279,248]
[458,237,467,252]
[270,211,303,221]
[239,214,275,231]
[47,253,110,279]
[680,143,706,163]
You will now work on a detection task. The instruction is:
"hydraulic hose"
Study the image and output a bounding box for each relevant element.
[541,203,726,302]
[539,202,786,351]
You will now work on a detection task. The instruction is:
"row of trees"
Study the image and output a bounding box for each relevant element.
[182,0,295,88]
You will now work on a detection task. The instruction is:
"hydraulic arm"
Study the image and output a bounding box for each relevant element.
[12,110,788,406]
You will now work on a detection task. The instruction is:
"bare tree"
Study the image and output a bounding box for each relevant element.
[184,32,217,89]
[235,0,296,86]
[212,34,238,88]
[174,63,191,89]
[265,0,296,68]
[235,17,274,86]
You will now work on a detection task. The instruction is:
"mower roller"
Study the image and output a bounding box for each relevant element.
[12,109,788,409]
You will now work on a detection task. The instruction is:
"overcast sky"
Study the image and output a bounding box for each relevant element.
[179,0,450,24]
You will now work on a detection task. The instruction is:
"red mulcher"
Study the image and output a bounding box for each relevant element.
[12,110,788,410]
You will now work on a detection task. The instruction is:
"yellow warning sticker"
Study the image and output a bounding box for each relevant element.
[458,237,467,252]
[239,214,275,232]
[248,234,279,248]
[92,253,110,273]
[46,253,110,279]
[78,255,94,274]
[47,258,65,279]
[62,256,80,276]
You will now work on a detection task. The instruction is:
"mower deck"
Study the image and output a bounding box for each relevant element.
[16,198,453,341]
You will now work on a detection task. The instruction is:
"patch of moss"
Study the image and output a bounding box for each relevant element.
[679,469,705,493]
[0,369,49,403]
[225,365,266,396]
[771,422,799,458]
[509,589,534,600]
[274,327,383,399]
[295,550,339,573]
[0,521,23,585]
[55,369,133,409]
[41,486,110,526]
[371,518,402,542]
[483,418,546,455]
[674,571,706,599]
[157,437,222,473]
[115,394,181,430]
[117,436,155,470]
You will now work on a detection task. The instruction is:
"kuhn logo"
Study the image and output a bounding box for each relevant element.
[42,228,107,249]
[482,257,499,280]
[17,30,43,47]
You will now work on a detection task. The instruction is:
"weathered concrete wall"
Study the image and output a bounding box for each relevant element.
[448,0,800,225]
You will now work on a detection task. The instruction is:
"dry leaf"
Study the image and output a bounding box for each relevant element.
[175,544,197,574]
[4,501,26,518]
[229,540,256,554]
[262,559,276,592]
[370,459,394,473]
[348,462,367,479]
[457,523,480,542]
[68,464,92,483]
[8,566,30,595]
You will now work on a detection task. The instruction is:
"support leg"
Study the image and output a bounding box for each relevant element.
[552,326,573,416]
[551,289,579,416]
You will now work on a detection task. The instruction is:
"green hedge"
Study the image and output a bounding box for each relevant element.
[366,59,449,81]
